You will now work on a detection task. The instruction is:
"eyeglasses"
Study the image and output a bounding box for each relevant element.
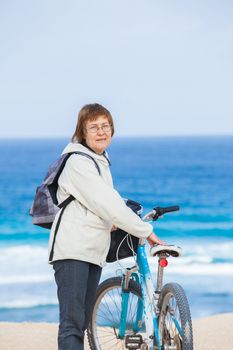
[86,124,112,133]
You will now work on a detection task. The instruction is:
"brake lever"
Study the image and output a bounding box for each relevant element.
[143,210,156,221]
[153,213,159,221]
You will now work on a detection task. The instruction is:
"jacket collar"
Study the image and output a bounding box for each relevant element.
[81,141,111,166]
[62,142,111,166]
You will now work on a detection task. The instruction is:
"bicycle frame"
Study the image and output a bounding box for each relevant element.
[119,240,166,350]
[137,243,161,350]
[87,205,191,350]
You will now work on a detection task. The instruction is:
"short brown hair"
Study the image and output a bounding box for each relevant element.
[71,103,114,143]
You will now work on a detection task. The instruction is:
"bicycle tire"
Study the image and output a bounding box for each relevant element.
[157,282,193,350]
[87,276,144,350]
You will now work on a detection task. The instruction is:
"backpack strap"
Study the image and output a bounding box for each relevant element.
[49,205,67,261]
[103,151,111,166]
[57,151,101,209]
[75,151,101,175]
[57,194,75,209]
[49,151,101,262]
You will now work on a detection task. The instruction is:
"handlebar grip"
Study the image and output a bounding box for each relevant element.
[153,205,180,217]
[162,206,180,213]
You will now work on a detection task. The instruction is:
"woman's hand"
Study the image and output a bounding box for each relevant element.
[147,232,166,246]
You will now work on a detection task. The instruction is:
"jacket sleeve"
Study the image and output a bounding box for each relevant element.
[60,154,153,239]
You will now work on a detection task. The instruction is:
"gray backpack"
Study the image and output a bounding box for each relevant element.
[30,151,100,261]
[30,151,100,229]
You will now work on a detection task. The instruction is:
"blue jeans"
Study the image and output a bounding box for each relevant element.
[53,259,102,350]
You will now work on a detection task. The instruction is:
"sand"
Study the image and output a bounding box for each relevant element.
[0,313,233,349]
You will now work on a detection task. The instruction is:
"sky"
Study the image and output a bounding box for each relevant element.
[0,0,233,137]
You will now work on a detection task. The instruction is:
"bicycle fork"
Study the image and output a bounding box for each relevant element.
[119,266,144,339]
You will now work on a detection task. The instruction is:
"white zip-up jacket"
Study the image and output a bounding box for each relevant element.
[48,143,153,266]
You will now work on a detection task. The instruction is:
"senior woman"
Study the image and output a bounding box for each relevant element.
[49,103,164,350]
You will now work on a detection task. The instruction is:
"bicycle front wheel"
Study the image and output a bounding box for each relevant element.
[158,283,193,350]
[87,276,144,350]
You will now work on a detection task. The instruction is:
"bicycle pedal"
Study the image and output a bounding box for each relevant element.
[125,334,143,349]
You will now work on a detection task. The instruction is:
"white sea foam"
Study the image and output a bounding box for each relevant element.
[179,240,233,260]
[0,245,48,262]
[103,240,233,277]
[0,297,58,309]
[103,258,233,277]
[0,241,233,288]
[148,260,233,276]
[0,242,232,312]
[0,274,53,285]
[0,245,53,285]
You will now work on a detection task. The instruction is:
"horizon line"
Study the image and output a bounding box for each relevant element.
[0,133,233,140]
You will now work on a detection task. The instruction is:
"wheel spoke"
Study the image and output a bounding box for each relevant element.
[87,278,143,350]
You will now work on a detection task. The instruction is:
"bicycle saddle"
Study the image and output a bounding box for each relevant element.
[150,244,182,258]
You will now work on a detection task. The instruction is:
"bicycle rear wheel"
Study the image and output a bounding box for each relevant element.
[87,276,144,350]
[158,283,193,350]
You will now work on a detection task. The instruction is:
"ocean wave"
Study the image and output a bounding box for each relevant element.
[180,241,233,260]
[2,261,233,285]
[1,222,233,239]
[0,242,233,287]
[104,258,233,276]
[1,240,233,260]
[156,221,233,230]
[0,245,53,285]
[153,262,233,276]
[0,244,48,262]
[0,297,58,309]
[0,274,53,285]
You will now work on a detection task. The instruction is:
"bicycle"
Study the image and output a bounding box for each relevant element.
[87,205,193,350]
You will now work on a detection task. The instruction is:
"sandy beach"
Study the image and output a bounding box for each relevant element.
[0,313,233,350]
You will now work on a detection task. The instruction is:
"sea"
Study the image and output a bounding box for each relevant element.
[0,136,233,322]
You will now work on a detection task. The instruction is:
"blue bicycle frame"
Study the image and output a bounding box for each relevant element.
[118,241,163,350]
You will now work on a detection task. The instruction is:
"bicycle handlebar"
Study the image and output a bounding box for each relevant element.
[153,205,180,220]
[142,205,180,222]
[154,206,180,217]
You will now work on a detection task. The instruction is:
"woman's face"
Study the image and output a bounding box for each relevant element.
[84,115,112,154]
